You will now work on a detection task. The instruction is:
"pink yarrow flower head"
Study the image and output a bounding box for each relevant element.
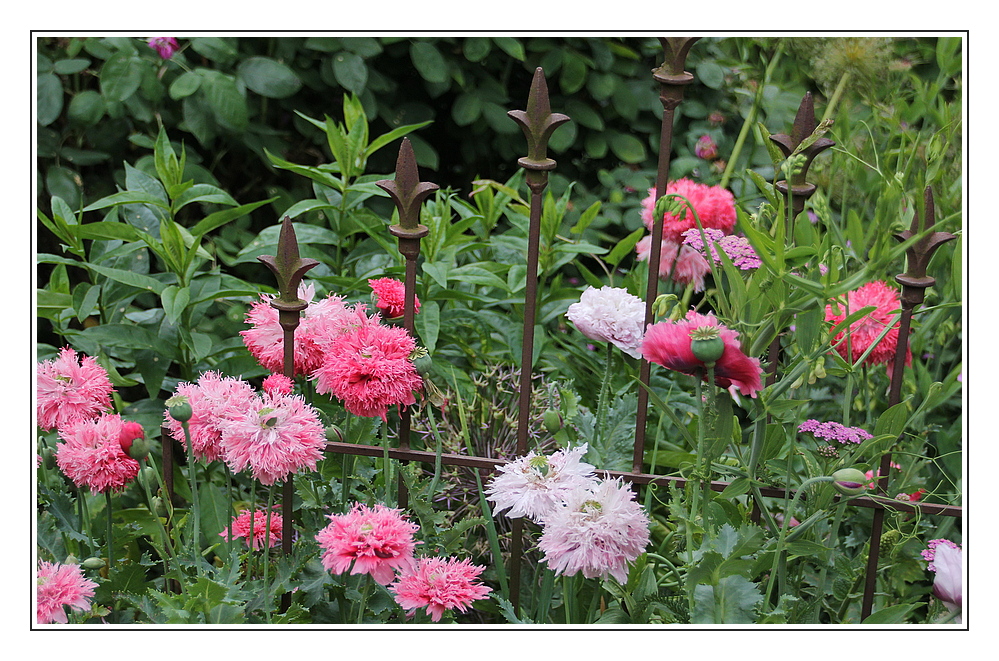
[221,508,283,549]
[315,503,420,585]
[635,235,711,291]
[640,179,737,243]
[922,538,962,619]
[55,413,141,493]
[641,310,763,399]
[242,283,365,376]
[390,556,492,622]
[566,286,646,359]
[147,37,180,59]
[369,277,419,319]
[36,347,114,431]
[798,419,873,444]
[538,477,651,584]
[681,227,762,271]
[312,321,423,421]
[220,388,326,486]
[36,561,98,624]
[486,444,597,523]
[164,371,258,462]
[825,280,912,381]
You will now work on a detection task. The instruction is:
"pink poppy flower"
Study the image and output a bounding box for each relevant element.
[566,287,646,359]
[147,37,179,59]
[36,347,114,431]
[538,478,651,584]
[315,503,419,585]
[922,538,962,620]
[220,388,326,486]
[825,280,911,380]
[221,509,283,549]
[36,561,98,624]
[640,179,737,243]
[241,283,367,376]
[641,310,763,399]
[486,444,597,523]
[312,321,423,421]
[262,373,294,396]
[635,235,711,291]
[55,413,141,493]
[390,556,492,622]
[164,371,258,462]
[369,277,419,319]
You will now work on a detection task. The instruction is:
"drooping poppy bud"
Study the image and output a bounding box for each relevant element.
[831,468,869,497]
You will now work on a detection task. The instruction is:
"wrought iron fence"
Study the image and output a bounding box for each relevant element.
[158,37,962,623]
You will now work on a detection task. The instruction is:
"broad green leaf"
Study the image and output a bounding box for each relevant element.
[365,121,433,158]
[86,263,165,294]
[72,282,101,323]
[606,227,645,266]
[874,400,910,439]
[173,184,238,211]
[452,93,482,127]
[200,71,248,132]
[169,71,202,100]
[331,52,368,93]
[692,575,762,624]
[609,131,647,163]
[99,52,142,102]
[70,221,141,242]
[67,90,105,125]
[414,300,440,353]
[237,56,302,99]
[410,41,448,84]
[491,37,525,61]
[462,37,491,62]
[161,285,191,324]
[861,603,918,624]
[189,198,275,237]
[82,191,170,212]
[422,261,450,289]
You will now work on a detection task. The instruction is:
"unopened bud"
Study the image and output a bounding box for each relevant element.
[127,438,149,461]
[140,466,158,490]
[151,496,168,517]
[543,409,562,433]
[42,447,57,470]
[652,294,679,320]
[831,468,869,497]
[82,557,105,570]
[326,425,345,443]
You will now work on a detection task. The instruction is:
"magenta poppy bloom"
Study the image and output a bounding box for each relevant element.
[369,277,419,319]
[641,310,763,399]
[639,179,737,243]
[825,280,911,380]
[221,509,283,549]
[390,556,492,621]
[315,503,419,585]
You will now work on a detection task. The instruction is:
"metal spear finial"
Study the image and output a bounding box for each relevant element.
[895,187,957,288]
[507,68,570,173]
[257,216,319,313]
[769,92,836,188]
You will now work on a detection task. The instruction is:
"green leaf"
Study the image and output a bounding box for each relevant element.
[365,120,433,159]
[237,56,302,99]
[491,37,525,61]
[569,200,601,235]
[189,37,238,64]
[99,52,142,102]
[560,55,587,94]
[861,603,918,624]
[696,60,726,90]
[82,191,170,213]
[161,285,191,324]
[37,72,64,126]
[86,263,165,294]
[415,300,440,353]
[609,131,647,163]
[452,93,482,127]
[189,198,275,237]
[67,90,105,125]
[605,227,645,266]
[71,221,141,242]
[410,41,448,84]
[331,52,368,93]
[169,71,202,100]
[874,400,910,439]
[72,282,101,323]
[422,261,450,288]
[53,58,91,75]
[200,71,248,132]
[692,575,763,624]
[173,184,238,211]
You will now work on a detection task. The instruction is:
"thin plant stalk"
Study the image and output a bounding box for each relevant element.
[263,486,274,624]
[765,475,834,601]
[180,420,202,574]
[104,490,114,569]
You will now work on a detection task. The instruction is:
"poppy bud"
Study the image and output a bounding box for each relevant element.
[543,409,562,433]
[127,438,150,461]
[831,468,869,497]
[326,425,345,443]
[140,466,158,490]
[82,557,105,570]
[42,447,57,470]
[151,496,168,517]
[118,421,145,455]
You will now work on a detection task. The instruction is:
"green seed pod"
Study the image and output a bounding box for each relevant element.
[412,354,433,376]
[831,468,869,497]
[691,337,725,364]
[166,396,193,422]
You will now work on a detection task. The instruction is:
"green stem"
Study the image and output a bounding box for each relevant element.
[596,343,614,437]
[720,46,784,189]
[425,408,444,501]
[105,490,114,569]
[765,476,834,602]
[263,486,274,624]
[813,500,848,621]
[563,573,575,624]
[182,421,202,574]
[820,71,851,125]
[355,575,372,624]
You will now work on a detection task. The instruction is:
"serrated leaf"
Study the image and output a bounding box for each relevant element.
[692,575,763,624]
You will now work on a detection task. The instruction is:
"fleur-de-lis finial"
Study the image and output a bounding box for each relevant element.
[769,92,836,187]
[653,37,701,81]
[508,68,570,172]
[895,186,956,289]
[376,138,437,242]
[258,216,319,311]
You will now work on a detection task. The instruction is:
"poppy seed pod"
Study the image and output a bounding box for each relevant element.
[831,468,869,497]
[127,437,149,461]
[166,397,193,423]
[689,326,725,364]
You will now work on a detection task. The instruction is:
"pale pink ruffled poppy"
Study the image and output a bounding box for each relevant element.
[221,509,283,549]
[641,310,763,399]
[923,538,962,621]
[315,503,419,585]
[486,444,597,523]
[36,347,114,431]
[566,287,646,359]
[538,478,651,584]
[163,371,258,462]
[36,561,98,624]
[390,556,492,621]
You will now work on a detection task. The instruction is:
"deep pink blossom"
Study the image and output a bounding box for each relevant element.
[635,235,711,291]
[312,321,422,421]
[117,421,145,455]
[55,413,140,493]
[36,561,98,624]
[262,373,294,397]
[36,347,114,431]
[164,372,258,462]
[221,509,283,549]
[147,37,179,59]
[641,310,763,399]
[390,556,492,622]
[220,389,326,485]
[369,277,419,319]
[538,478,651,584]
[825,280,911,380]
[315,503,419,585]
[640,180,737,243]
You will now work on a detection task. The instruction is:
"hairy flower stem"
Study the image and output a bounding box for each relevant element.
[563,573,576,624]
[765,476,834,602]
[180,420,202,575]
[105,490,114,570]
[263,486,274,624]
[355,575,372,624]
[425,407,445,501]
[813,500,848,620]
[596,343,614,439]
[720,47,783,190]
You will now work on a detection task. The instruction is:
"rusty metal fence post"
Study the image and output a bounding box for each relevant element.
[506,66,570,611]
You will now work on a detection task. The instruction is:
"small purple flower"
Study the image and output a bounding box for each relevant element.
[799,419,873,444]
[680,228,761,271]
[148,37,180,60]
